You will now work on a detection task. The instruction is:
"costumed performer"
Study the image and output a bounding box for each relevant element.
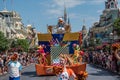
[55,54,77,80]
[72,44,81,64]
[37,45,48,65]
[57,17,65,31]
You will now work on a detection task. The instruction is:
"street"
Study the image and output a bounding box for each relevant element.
[0,64,119,80]
[0,0,120,80]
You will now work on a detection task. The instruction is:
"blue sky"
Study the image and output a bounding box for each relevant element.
[0,0,120,33]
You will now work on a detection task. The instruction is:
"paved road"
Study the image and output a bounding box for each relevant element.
[0,64,57,80]
[87,64,120,80]
[0,64,120,80]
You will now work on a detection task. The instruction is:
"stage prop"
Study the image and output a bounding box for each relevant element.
[37,33,52,41]
[35,63,86,76]
[36,12,87,79]
[50,46,69,63]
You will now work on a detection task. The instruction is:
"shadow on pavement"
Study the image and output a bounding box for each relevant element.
[89,71,110,76]
[22,71,56,77]
[88,64,118,76]
[22,71,38,77]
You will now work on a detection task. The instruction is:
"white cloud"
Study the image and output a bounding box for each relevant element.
[44,0,106,20]
[46,0,85,18]
[47,9,63,16]
[53,0,85,8]
[46,0,106,17]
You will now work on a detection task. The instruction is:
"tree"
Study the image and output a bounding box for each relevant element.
[113,18,120,35]
[89,38,95,47]
[0,31,9,51]
[96,38,102,46]
[16,39,30,52]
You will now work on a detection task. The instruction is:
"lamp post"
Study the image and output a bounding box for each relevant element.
[109,32,113,54]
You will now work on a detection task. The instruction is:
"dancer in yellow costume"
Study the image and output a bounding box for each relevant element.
[72,44,82,64]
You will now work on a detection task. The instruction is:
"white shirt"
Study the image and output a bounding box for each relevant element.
[58,67,69,80]
[58,71,69,80]
[8,61,22,77]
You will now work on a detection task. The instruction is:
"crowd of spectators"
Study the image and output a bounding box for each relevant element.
[83,49,120,74]
[0,52,37,75]
[1,49,120,76]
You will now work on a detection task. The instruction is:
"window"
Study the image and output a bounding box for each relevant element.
[5,15,8,17]
[111,2,114,8]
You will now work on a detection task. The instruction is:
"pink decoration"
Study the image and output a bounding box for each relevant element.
[39,50,45,53]
[37,45,46,56]
[73,43,77,47]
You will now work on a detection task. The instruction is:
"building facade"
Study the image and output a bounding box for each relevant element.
[0,9,38,48]
[89,0,120,44]
[0,9,27,39]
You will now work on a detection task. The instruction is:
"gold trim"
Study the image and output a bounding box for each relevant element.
[37,33,52,41]
[63,32,79,41]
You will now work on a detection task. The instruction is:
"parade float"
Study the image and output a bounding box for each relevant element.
[35,9,87,80]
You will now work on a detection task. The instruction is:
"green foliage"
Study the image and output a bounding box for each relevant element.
[89,38,95,47]
[96,38,102,46]
[0,31,9,51]
[16,39,30,52]
[0,31,29,52]
[113,18,120,35]
[11,39,30,52]
[11,39,17,48]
